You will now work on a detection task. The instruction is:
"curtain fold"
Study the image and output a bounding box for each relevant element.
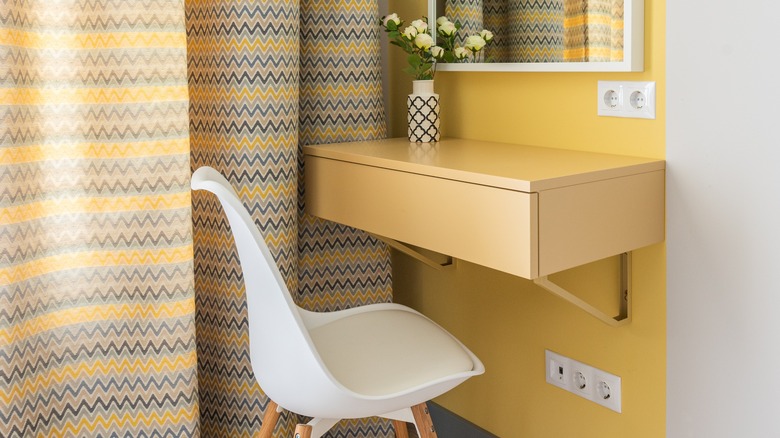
[3,0,392,435]
[298,0,392,435]
[186,0,301,436]
[1,1,197,437]
[564,0,624,62]
[297,0,391,311]
[187,0,392,436]
[483,0,509,61]
[445,0,484,44]
[507,0,564,62]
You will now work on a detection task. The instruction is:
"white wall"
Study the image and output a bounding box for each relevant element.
[667,2,780,436]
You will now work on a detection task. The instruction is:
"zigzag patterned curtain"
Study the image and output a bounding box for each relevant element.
[445,0,484,44]
[447,0,624,63]
[447,0,565,62]
[564,0,623,62]
[187,0,392,436]
[505,0,564,62]
[186,0,301,436]
[1,1,197,437]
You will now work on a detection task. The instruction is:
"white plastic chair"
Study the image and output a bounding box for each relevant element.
[191,166,484,438]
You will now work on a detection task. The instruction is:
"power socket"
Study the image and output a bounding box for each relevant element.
[597,81,656,119]
[545,350,622,413]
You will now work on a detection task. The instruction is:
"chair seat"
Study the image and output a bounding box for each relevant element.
[308,307,476,397]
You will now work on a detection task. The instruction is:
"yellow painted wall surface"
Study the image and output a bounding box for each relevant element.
[386,1,666,437]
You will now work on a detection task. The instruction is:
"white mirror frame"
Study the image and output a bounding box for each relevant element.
[431,0,644,72]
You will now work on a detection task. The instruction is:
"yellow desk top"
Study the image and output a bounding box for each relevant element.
[303,138,665,192]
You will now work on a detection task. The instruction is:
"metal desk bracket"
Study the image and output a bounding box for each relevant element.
[369,233,454,270]
[533,253,632,327]
[377,232,630,326]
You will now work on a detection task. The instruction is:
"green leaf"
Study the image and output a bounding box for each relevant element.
[408,55,421,67]
[418,69,433,80]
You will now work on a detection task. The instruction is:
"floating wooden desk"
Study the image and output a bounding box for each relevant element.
[303,138,664,325]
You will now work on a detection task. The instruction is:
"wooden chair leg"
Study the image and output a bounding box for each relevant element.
[393,419,410,438]
[411,403,438,438]
[294,424,313,438]
[257,400,280,438]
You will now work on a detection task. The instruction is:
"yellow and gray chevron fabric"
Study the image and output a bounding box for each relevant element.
[564,0,624,61]
[483,0,510,61]
[298,1,392,433]
[449,0,623,63]
[298,0,391,312]
[586,0,623,61]
[447,0,564,62]
[506,0,564,62]
[187,0,392,437]
[186,0,300,436]
[1,1,197,437]
[3,0,393,436]
[564,0,588,60]
[445,0,484,45]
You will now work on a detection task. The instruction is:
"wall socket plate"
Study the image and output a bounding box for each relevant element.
[545,350,622,413]
[597,81,656,119]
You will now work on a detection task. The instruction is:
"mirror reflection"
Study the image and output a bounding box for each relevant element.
[438,0,625,63]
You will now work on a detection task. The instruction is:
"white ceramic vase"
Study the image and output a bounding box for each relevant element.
[407,80,440,143]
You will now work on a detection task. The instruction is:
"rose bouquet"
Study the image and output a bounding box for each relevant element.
[380,13,494,80]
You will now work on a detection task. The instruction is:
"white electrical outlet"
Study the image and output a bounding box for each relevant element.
[546,353,569,389]
[597,81,656,119]
[545,350,622,413]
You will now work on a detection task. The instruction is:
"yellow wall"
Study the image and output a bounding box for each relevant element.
[387,1,666,437]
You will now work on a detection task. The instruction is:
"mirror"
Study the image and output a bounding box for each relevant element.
[430,0,643,72]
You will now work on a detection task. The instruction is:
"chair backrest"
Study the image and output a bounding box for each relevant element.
[191,166,335,409]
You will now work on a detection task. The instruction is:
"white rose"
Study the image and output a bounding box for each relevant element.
[438,21,456,36]
[453,46,470,59]
[430,45,444,59]
[403,25,418,40]
[382,13,400,27]
[480,29,494,42]
[436,16,450,26]
[414,33,433,50]
[411,19,428,33]
[465,35,486,51]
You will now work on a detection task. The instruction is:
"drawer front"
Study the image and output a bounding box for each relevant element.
[305,156,538,279]
[538,170,665,276]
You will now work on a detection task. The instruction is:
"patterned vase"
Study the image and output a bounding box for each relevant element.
[407,80,441,143]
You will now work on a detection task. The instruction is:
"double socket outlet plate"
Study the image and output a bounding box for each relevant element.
[597,80,656,119]
[545,350,622,413]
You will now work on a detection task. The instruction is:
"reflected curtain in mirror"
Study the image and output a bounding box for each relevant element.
[445,0,623,63]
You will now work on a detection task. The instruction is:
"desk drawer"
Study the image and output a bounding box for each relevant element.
[305,156,539,279]
[537,170,665,276]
